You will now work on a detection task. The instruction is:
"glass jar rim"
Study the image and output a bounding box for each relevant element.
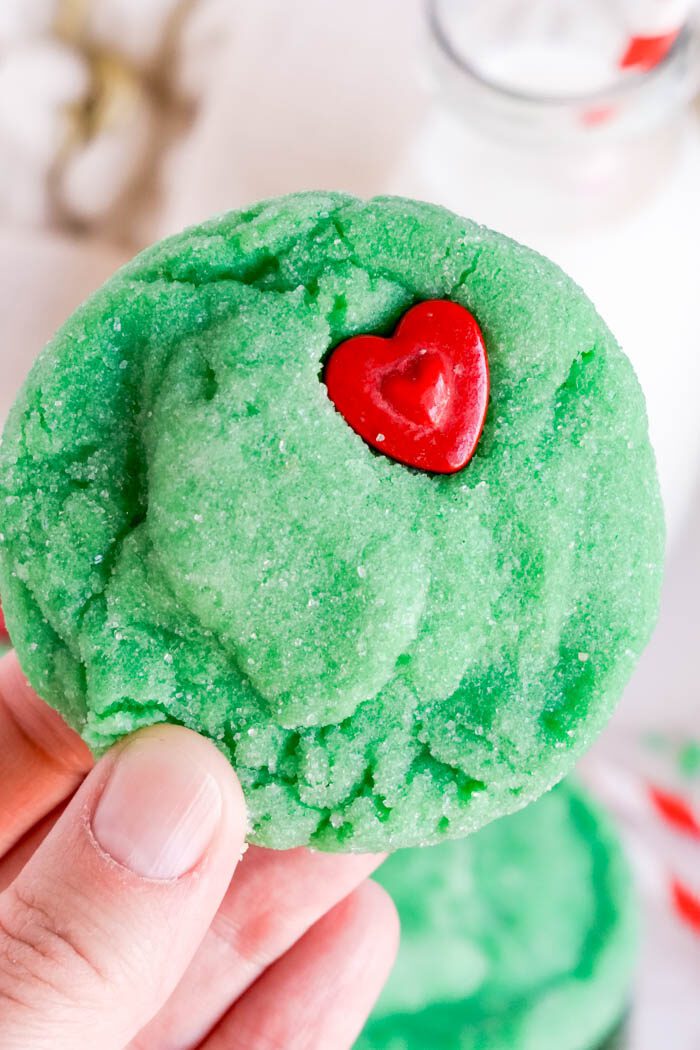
[427,0,692,108]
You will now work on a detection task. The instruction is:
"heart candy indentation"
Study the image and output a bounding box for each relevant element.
[324,300,489,474]
[381,349,451,428]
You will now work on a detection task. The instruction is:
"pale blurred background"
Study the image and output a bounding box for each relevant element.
[0,2,699,1047]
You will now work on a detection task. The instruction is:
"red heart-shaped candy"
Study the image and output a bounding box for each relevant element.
[324,300,489,474]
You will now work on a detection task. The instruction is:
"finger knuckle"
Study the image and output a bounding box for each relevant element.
[212,905,284,970]
[0,881,108,1007]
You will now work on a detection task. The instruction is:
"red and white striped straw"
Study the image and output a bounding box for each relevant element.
[619,0,694,70]
[583,754,700,937]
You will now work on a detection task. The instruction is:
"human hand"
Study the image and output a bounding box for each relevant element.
[0,651,398,1049]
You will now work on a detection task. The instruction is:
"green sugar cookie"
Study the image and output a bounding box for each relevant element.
[0,192,664,851]
[358,780,636,1050]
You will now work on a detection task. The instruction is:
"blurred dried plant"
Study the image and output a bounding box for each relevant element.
[0,0,232,244]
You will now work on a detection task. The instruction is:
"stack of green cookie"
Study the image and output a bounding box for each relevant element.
[359,780,635,1050]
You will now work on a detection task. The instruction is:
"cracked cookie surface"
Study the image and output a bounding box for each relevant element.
[0,192,664,851]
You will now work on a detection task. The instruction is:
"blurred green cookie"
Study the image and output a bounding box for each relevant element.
[359,780,636,1050]
[0,192,663,851]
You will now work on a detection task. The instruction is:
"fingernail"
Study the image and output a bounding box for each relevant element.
[92,734,222,880]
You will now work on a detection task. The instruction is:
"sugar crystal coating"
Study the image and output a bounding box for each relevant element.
[0,192,664,851]
[359,780,636,1049]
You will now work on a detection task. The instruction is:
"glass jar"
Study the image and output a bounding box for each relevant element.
[413,0,700,235]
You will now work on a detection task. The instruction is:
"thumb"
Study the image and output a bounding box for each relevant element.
[0,724,247,1050]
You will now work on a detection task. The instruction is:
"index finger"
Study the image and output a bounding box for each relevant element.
[0,651,93,857]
